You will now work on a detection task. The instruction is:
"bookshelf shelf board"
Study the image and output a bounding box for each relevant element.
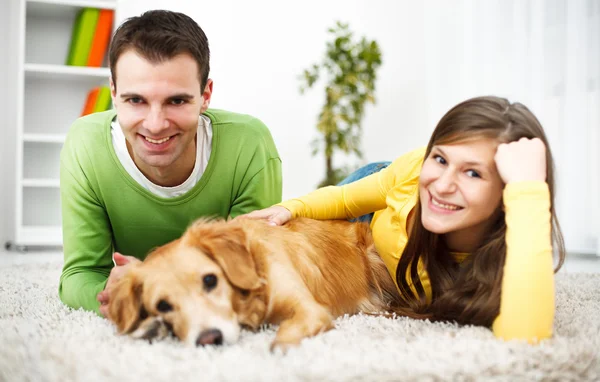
[25,63,111,79]
[23,133,67,143]
[27,0,116,17]
[19,226,63,246]
[22,178,61,188]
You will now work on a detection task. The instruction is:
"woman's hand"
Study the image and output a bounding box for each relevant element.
[236,206,293,226]
[495,137,547,184]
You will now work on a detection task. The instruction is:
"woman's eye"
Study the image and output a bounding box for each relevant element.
[203,274,218,291]
[433,155,446,165]
[156,299,173,313]
[466,170,481,178]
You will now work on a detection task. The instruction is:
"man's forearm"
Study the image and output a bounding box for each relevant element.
[59,271,109,315]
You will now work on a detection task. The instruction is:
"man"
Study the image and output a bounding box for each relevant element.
[59,10,282,316]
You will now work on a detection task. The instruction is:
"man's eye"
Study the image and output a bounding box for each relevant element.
[203,274,218,291]
[433,155,446,165]
[128,97,143,104]
[171,99,185,105]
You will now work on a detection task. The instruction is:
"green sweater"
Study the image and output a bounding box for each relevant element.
[59,109,282,314]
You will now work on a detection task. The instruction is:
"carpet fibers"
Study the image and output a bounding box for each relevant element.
[0,259,598,382]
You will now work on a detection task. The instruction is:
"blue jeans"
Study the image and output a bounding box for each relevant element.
[337,161,391,224]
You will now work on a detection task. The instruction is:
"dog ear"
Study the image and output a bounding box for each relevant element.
[108,266,145,334]
[186,220,262,291]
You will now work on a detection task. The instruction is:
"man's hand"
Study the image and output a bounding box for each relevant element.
[495,137,547,184]
[97,252,141,319]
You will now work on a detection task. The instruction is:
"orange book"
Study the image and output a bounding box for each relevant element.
[86,9,114,67]
[81,87,100,116]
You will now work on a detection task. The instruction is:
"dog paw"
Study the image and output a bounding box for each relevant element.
[130,317,170,342]
[269,339,300,354]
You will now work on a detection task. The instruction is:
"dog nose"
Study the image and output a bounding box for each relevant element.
[196,329,223,346]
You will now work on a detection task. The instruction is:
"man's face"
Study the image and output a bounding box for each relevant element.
[110,50,212,185]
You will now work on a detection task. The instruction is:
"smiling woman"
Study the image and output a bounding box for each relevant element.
[241,95,565,344]
[419,139,505,252]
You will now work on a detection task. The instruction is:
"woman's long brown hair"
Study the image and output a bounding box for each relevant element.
[392,96,565,327]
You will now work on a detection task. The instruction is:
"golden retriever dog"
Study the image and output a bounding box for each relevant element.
[108,218,399,351]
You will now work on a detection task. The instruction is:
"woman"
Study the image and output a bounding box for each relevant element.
[242,96,565,343]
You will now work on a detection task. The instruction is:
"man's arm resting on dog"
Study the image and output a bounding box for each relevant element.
[58,142,114,315]
[229,157,282,218]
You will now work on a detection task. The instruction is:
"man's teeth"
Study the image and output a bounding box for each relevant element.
[145,136,171,144]
[431,197,461,210]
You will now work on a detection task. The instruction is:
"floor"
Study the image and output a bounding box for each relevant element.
[1,249,599,272]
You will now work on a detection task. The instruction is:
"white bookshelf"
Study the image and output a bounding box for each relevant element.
[7,0,116,250]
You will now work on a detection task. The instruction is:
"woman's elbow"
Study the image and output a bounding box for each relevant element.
[493,322,553,344]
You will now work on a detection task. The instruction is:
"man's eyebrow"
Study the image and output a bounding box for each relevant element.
[120,92,142,99]
[167,93,195,100]
[435,147,488,168]
[119,93,195,100]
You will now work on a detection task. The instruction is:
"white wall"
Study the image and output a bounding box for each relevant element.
[0,0,589,253]
[116,0,432,201]
[421,0,600,255]
[116,0,600,255]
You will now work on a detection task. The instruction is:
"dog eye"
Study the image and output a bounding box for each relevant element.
[203,274,218,291]
[156,299,173,313]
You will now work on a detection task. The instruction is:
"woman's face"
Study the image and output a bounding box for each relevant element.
[418,138,505,251]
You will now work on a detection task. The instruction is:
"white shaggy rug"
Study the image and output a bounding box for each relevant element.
[0,258,598,382]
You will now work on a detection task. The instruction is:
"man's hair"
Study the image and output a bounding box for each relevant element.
[109,10,210,91]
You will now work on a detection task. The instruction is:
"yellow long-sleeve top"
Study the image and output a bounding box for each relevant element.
[280,147,555,343]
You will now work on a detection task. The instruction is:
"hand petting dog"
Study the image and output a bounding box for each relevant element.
[97,252,141,318]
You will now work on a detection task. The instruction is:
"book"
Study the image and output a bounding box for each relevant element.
[66,8,100,66]
[81,87,100,116]
[87,9,114,67]
[93,86,112,113]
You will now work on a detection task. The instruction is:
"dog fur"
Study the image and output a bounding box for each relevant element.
[108,218,399,351]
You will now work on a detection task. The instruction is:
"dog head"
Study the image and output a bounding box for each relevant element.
[108,219,266,346]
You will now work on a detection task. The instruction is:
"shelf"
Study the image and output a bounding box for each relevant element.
[22,187,62,228]
[23,142,62,179]
[18,226,63,246]
[27,0,116,19]
[24,76,108,135]
[23,133,66,143]
[25,63,111,80]
[22,178,61,188]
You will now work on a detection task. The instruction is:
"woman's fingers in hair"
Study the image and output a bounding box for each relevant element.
[495,137,547,184]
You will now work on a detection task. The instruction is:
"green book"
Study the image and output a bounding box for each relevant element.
[66,8,100,66]
[93,86,112,112]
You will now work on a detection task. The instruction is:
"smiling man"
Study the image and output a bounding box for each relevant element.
[59,10,282,315]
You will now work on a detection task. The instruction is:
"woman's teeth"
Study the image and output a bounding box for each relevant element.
[145,136,171,144]
[431,197,461,210]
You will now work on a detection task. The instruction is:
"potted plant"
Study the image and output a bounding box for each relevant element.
[300,21,382,187]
